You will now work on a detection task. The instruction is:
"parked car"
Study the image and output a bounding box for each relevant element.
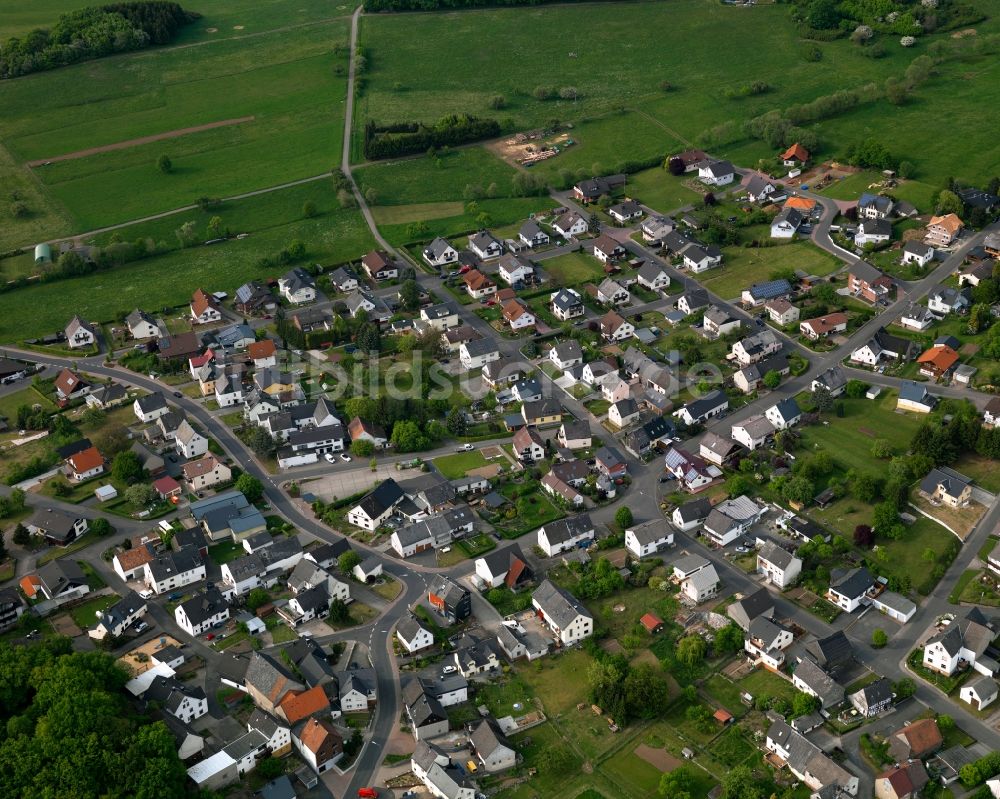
[167,592,183,601]
[442,665,457,675]
[340,453,352,462]
[458,444,474,452]
[205,633,215,641]
[173,391,182,398]
[325,453,337,463]
[134,621,149,633]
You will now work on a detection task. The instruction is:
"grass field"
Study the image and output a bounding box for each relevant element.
[0,188,374,341]
[952,453,1000,494]
[542,252,606,285]
[0,6,352,241]
[432,450,490,479]
[67,593,119,630]
[700,241,842,300]
[626,168,702,215]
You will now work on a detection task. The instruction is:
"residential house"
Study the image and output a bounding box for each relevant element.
[327,266,358,293]
[731,415,776,451]
[214,373,244,408]
[922,607,996,677]
[510,376,542,403]
[460,338,500,370]
[827,567,876,613]
[850,677,894,717]
[537,515,595,557]
[770,207,803,239]
[521,398,562,426]
[888,717,943,763]
[669,149,708,172]
[960,675,998,711]
[175,586,230,636]
[550,288,585,320]
[848,261,893,303]
[84,383,127,412]
[278,268,317,304]
[66,316,96,349]
[411,741,476,797]
[126,309,160,340]
[463,269,497,299]
[600,310,634,341]
[811,366,847,397]
[20,560,88,604]
[361,250,398,281]
[745,174,777,204]
[595,446,627,479]
[573,174,627,202]
[765,397,801,430]
[855,219,892,247]
[902,240,934,268]
[744,615,794,670]
[742,279,792,308]
[641,215,675,244]
[698,159,735,186]
[420,303,460,332]
[511,426,545,463]
[765,720,858,796]
[498,254,535,286]
[805,631,855,676]
[428,575,471,623]
[592,237,627,265]
[175,420,209,459]
[553,211,588,238]
[65,445,104,482]
[55,367,89,400]
[682,244,723,272]
[859,193,895,220]
[91,590,146,639]
[541,471,584,508]
[728,587,774,631]
[851,327,915,365]
[475,546,533,590]
[677,288,710,315]
[671,497,713,531]
[673,390,728,426]
[681,563,720,603]
[732,329,781,365]
[799,312,847,340]
[482,358,524,390]
[502,299,535,331]
[518,219,550,248]
[348,417,387,448]
[294,718,343,774]
[248,339,277,369]
[290,308,330,333]
[625,519,674,559]
[190,490,267,542]
[549,340,583,371]
[702,496,764,546]
[926,213,963,247]
[757,543,801,588]
[157,331,202,363]
[699,431,740,467]
[733,353,789,394]
[532,579,594,645]
[928,285,971,315]
[897,380,937,413]
[781,143,810,167]
[397,617,435,654]
[26,507,88,546]
[608,199,643,223]
[898,303,936,331]
[190,289,222,324]
[792,657,845,708]
[917,344,960,381]
[423,238,458,268]
[704,305,742,336]
[347,479,404,531]
[143,548,206,595]
[557,420,592,450]
[875,763,929,799]
[663,446,721,493]
[765,298,799,326]
[986,396,1000,429]
[470,718,516,773]
[637,262,671,291]
[469,231,503,261]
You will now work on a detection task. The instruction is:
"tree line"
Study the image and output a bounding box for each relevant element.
[364,0,618,10]
[363,116,500,160]
[0,2,197,79]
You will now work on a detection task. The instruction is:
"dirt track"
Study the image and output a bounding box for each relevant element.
[27,115,255,167]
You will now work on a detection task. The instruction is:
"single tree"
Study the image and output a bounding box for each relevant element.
[338,550,362,575]
[615,506,633,530]
[157,154,173,174]
[762,370,782,389]
[235,473,264,504]
[871,629,888,648]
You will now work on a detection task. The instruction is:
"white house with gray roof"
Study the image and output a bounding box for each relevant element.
[532,580,593,645]
[757,543,801,588]
[537,515,595,557]
[423,238,458,267]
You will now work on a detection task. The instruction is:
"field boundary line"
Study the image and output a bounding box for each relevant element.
[27,116,256,166]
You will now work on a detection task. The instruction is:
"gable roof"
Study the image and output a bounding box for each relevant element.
[532,579,591,627]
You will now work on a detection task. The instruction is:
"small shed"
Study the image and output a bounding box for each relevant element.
[34,243,52,264]
[353,557,383,583]
[640,613,665,634]
[94,484,118,502]
[865,386,882,400]
[713,708,733,726]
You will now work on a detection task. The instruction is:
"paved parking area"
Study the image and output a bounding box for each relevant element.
[305,465,426,502]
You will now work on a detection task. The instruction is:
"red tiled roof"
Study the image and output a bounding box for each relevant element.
[640,613,663,632]
[191,288,218,318]
[917,344,959,372]
[68,446,104,474]
[781,143,810,162]
[279,685,330,724]
[19,575,42,598]
[152,476,181,496]
[247,339,276,360]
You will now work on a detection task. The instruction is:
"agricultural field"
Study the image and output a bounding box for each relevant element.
[0,184,374,342]
[357,0,1000,187]
[0,4,353,242]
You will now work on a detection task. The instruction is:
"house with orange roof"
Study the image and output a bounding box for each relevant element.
[153,475,183,500]
[113,543,156,581]
[780,143,810,166]
[501,299,535,331]
[917,344,960,381]
[190,289,222,325]
[248,339,277,369]
[925,213,963,247]
[799,313,848,340]
[784,196,817,214]
[294,717,343,774]
[64,445,105,481]
[55,367,90,401]
[183,454,233,491]
[463,269,497,300]
[277,685,330,725]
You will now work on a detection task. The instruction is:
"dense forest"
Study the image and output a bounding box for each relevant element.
[0,2,197,79]
[0,639,193,799]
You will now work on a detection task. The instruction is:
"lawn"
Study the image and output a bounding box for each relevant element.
[620,168,702,215]
[67,594,119,630]
[541,252,607,286]
[952,453,1000,494]
[208,540,246,565]
[270,624,299,644]
[495,483,565,537]
[0,386,56,423]
[0,197,374,342]
[432,450,490,479]
[738,668,800,706]
[0,18,352,233]
[700,241,842,301]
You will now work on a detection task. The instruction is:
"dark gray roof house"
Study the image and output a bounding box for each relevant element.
[727,588,775,631]
[805,631,855,675]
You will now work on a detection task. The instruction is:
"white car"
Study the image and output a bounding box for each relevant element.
[324,453,336,463]
[458,444,474,452]
[340,453,352,462]
[442,665,457,675]
[139,590,154,600]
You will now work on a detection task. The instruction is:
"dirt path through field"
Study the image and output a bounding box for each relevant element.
[27,116,255,166]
